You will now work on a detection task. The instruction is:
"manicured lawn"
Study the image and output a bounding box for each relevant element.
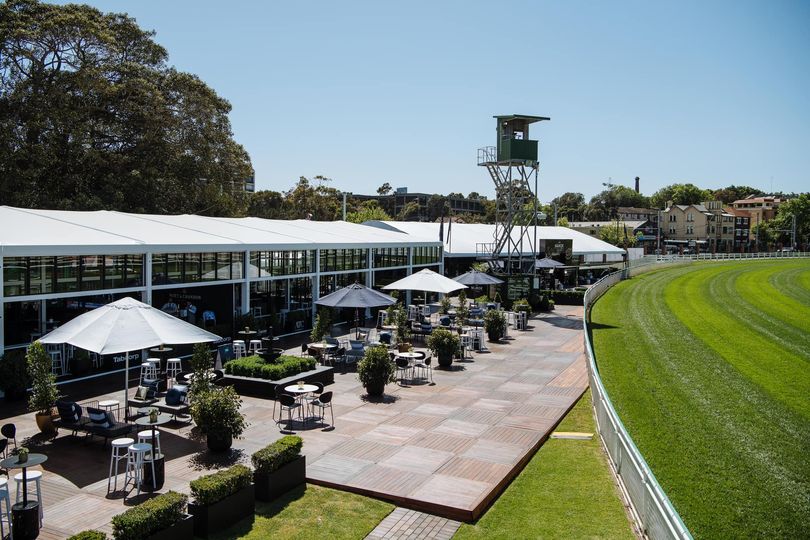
[590,259,810,538]
[209,484,394,540]
[455,389,634,540]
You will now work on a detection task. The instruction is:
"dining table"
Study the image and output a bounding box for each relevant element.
[283,383,319,422]
[0,452,48,539]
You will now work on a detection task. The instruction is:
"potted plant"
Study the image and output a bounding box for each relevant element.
[68,531,107,540]
[484,309,507,342]
[111,490,193,540]
[427,328,460,368]
[17,446,29,463]
[357,345,395,397]
[190,386,247,452]
[456,290,470,326]
[0,350,29,402]
[439,296,452,315]
[188,465,254,538]
[251,435,304,501]
[27,341,59,433]
[393,308,411,347]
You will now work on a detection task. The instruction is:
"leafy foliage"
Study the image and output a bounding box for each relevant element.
[649,183,712,208]
[189,343,214,396]
[357,345,396,388]
[427,327,460,359]
[224,355,316,380]
[310,307,333,342]
[190,464,252,506]
[0,0,252,214]
[439,296,452,314]
[392,307,411,344]
[483,309,507,338]
[346,200,391,223]
[190,385,247,439]
[598,222,642,247]
[68,531,107,540]
[455,290,469,325]
[111,491,187,540]
[252,435,303,475]
[26,341,58,414]
[0,349,29,397]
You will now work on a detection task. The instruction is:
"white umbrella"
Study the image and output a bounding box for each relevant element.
[39,297,221,416]
[383,268,467,311]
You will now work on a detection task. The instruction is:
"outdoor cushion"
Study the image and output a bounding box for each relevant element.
[87,407,113,429]
[56,400,81,424]
[439,316,451,326]
[165,388,187,406]
[135,386,149,400]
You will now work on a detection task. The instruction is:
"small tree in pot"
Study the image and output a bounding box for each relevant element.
[357,345,395,397]
[190,386,247,452]
[27,341,59,433]
[484,310,507,342]
[428,328,460,368]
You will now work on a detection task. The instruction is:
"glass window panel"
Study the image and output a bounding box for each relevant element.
[3,257,27,296]
[184,253,201,282]
[80,255,103,291]
[232,252,244,280]
[29,257,53,295]
[166,254,182,283]
[201,252,217,281]
[55,256,80,293]
[152,253,167,285]
[126,254,143,287]
[105,255,125,289]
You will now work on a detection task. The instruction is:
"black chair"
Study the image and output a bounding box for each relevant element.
[303,382,324,414]
[414,354,433,384]
[0,438,7,465]
[396,357,411,385]
[1,423,16,452]
[277,393,302,432]
[311,391,334,428]
[300,343,309,357]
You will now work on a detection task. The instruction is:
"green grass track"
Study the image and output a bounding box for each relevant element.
[590,259,810,539]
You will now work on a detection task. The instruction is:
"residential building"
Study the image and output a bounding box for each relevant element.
[702,201,737,252]
[731,195,784,225]
[661,203,712,252]
[725,207,752,250]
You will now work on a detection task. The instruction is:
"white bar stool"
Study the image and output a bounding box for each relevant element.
[248,340,262,354]
[125,443,155,496]
[137,430,162,458]
[232,340,246,358]
[48,347,64,376]
[139,362,158,385]
[0,478,12,540]
[166,358,182,387]
[108,437,135,492]
[14,470,43,524]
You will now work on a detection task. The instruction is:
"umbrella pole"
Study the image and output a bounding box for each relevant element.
[124,351,129,420]
[355,307,359,339]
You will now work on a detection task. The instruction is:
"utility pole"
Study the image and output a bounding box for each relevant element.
[792,213,797,249]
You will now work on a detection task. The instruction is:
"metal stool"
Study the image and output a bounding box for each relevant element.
[248,340,262,354]
[14,470,43,524]
[107,437,135,492]
[137,430,162,459]
[125,443,155,496]
[166,358,182,388]
[0,478,12,540]
[232,340,246,358]
[139,362,158,385]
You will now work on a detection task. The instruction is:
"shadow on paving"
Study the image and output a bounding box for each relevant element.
[537,314,585,330]
[25,427,202,488]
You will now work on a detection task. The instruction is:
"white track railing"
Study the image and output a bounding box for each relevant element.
[584,250,810,538]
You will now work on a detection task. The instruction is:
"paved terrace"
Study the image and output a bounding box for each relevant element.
[1,306,586,537]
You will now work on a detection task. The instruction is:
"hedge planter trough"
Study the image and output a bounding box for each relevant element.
[255,455,306,502]
[189,483,255,538]
[144,514,194,540]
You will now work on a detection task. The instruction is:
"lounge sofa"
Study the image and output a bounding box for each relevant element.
[54,400,132,445]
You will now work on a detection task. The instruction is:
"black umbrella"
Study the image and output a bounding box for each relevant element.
[535,257,565,269]
[315,283,397,338]
[453,269,504,286]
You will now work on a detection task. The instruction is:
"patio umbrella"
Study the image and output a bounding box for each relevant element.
[315,282,396,338]
[535,257,565,269]
[383,268,467,314]
[39,297,221,416]
[453,269,504,286]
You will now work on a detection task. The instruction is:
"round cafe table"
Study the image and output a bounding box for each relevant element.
[396,351,421,365]
[0,453,48,540]
[307,342,336,362]
[284,384,318,422]
[148,346,173,372]
[135,411,172,490]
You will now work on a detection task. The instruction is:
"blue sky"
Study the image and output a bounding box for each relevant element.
[69,1,809,200]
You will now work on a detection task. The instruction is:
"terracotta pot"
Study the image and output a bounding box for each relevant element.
[35,411,56,434]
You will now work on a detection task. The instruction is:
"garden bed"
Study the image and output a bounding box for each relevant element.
[221,365,334,398]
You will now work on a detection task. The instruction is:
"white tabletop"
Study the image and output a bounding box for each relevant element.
[284,384,319,394]
[98,400,119,407]
[397,352,422,359]
[308,343,336,349]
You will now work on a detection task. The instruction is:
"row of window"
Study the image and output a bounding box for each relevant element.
[3,255,144,297]
[152,252,245,285]
[373,247,410,268]
[412,246,442,265]
[250,251,315,277]
[319,249,368,273]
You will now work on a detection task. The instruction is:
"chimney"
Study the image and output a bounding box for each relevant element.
[634,176,640,193]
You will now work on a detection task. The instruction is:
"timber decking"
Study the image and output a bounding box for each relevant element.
[3,307,587,536]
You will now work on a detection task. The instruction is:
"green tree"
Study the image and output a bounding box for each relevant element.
[247,190,285,219]
[376,182,392,196]
[586,185,649,220]
[346,200,391,223]
[650,183,712,208]
[598,223,641,247]
[551,192,586,221]
[396,200,421,221]
[557,216,570,227]
[0,0,252,214]
[768,194,810,248]
[284,176,341,220]
[712,185,764,204]
[426,195,448,221]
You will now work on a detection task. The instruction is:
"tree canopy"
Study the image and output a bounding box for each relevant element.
[586,185,649,220]
[649,183,712,208]
[346,200,391,223]
[0,0,252,214]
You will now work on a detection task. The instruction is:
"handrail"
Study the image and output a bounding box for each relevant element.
[584,250,810,538]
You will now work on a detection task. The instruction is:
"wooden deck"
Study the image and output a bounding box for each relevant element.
[1,306,587,536]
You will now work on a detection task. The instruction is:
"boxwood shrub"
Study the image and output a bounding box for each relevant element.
[190,464,253,506]
[251,435,303,475]
[68,532,106,540]
[224,355,317,380]
[111,491,187,540]
[538,289,585,305]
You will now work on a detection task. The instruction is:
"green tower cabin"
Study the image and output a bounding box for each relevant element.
[477,113,550,275]
[495,114,549,163]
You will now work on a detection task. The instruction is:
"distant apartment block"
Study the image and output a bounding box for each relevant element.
[353,187,486,221]
[731,195,783,225]
[662,201,750,252]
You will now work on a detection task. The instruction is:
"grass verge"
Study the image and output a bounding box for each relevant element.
[209,483,394,540]
[455,389,634,540]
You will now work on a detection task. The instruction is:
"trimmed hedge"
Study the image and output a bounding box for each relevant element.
[111,491,187,540]
[538,289,585,305]
[68,532,107,540]
[252,435,303,475]
[224,355,317,380]
[190,464,253,506]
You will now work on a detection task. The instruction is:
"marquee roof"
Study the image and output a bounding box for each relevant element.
[362,221,625,257]
[0,206,440,257]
